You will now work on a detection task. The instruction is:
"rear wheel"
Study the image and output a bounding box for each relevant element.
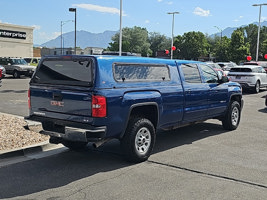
[222,101,241,130]
[62,140,88,151]
[254,80,260,93]
[121,116,155,163]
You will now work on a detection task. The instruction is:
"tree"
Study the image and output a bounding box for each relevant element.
[173,31,209,60]
[229,30,250,64]
[107,26,152,56]
[213,36,231,62]
[241,24,258,60]
[148,32,171,57]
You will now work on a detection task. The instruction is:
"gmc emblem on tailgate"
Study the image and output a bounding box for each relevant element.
[51,100,64,107]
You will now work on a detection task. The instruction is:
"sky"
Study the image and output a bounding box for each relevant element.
[1,0,267,45]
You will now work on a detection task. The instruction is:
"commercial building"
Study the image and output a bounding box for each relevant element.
[0,22,34,58]
[40,47,104,56]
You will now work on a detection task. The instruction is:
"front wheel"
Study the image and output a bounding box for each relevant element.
[222,101,241,130]
[121,116,156,163]
[254,81,260,93]
[13,70,20,78]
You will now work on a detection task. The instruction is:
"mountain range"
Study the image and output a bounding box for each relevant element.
[38,21,267,49]
[211,21,267,38]
[40,30,118,49]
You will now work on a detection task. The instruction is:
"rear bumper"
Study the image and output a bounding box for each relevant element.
[25,115,107,142]
[239,82,254,88]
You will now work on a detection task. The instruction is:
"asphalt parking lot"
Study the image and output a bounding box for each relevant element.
[0,75,30,116]
[0,77,267,199]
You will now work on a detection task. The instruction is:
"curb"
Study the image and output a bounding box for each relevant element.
[0,112,63,159]
[0,141,59,159]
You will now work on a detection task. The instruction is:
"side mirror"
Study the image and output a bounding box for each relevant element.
[218,74,229,84]
[220,76,229,83]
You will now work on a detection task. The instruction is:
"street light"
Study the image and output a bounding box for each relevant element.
[69,8,77,55]
[214,26,222,42]
[252,3,267,61]
[167,12,179,59]
[119,0,123,56]
[61,20,73,55]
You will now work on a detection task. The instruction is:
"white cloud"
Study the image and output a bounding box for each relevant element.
[157,0,163,2]
[193,7,211,17]
[233,16,244,22]
[167,1,173,5]
[145,20,150,24]
[72,4,126,16]
[38,31,61,42]
[32,25,41,30]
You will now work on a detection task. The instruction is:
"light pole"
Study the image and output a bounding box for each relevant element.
[69,8,77,55]
[167,12,179,59]
[61,20,73,55]
[253,3,267,61]
[214,26,222,42]
[119,0,123,56]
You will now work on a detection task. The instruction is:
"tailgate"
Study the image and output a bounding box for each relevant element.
[30,87,92,117]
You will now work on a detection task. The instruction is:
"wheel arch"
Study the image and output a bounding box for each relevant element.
[120,102,159,139]
[230,94,242,107]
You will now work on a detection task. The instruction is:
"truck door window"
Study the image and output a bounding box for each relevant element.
[181,64,201,83]
[199,64,218,83]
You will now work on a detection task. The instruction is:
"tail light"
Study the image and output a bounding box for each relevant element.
[92,95,106,117]
[28,89,31,109]
[0,69,2,79]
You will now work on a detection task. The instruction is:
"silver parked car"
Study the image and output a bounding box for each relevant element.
[0,57,35,78]
[228,65,267,93]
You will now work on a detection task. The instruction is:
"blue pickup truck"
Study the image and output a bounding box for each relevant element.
[25,55,243,162]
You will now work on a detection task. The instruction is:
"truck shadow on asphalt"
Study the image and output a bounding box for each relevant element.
[0,121,227,199]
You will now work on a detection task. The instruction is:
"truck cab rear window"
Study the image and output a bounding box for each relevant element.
[31,59,93,86]
[113,64,170,82]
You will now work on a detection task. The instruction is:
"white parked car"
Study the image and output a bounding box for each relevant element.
[228,65,267,93]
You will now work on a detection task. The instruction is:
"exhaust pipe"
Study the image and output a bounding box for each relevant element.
[93,138,112,148]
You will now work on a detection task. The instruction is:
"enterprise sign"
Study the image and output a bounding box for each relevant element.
[0,29,26,40]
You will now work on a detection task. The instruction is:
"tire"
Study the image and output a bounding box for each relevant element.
[62,140,88,151]
[121,116,156,163]
[254,81,260,93]
[222,101,241,130]
[13,70,20,78]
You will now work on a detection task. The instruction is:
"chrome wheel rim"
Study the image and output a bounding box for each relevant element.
[231,107,239,126]
[135,127,151,155]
